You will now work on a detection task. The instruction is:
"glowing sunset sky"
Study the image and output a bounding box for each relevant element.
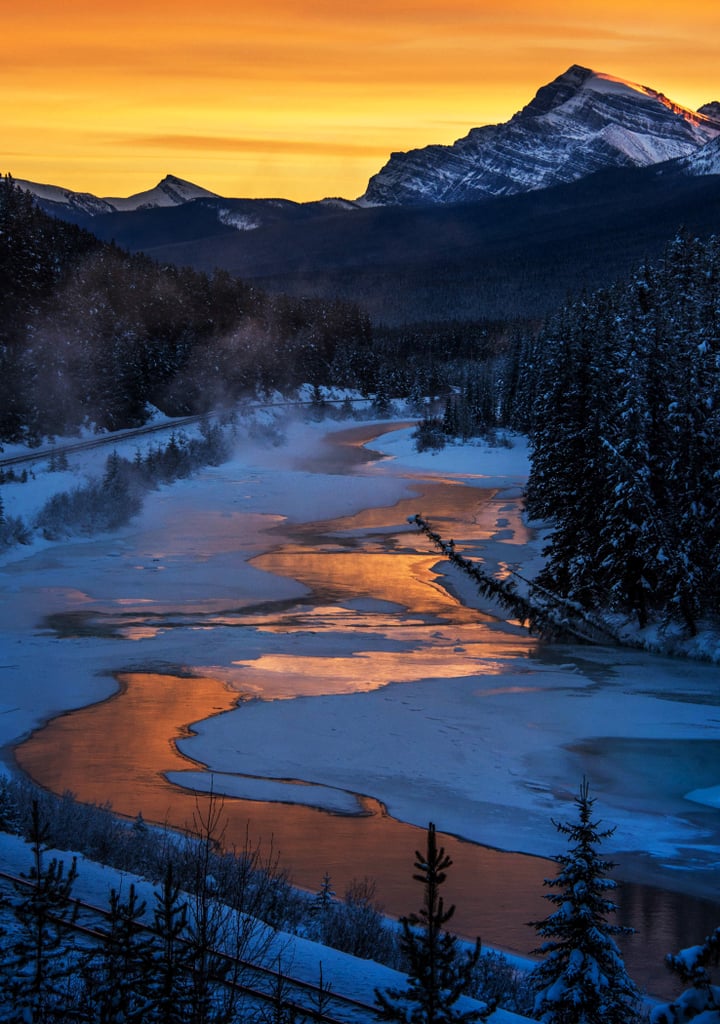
[4,0,719,201]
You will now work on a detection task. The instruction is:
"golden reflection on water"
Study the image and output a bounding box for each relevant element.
[123,626,163,640]
[313,478,529,548]
[15,450,551,953]
[16,673,240,814]
[219,645,510,700]
[326,480,496,534]
[19,427,548,941]
[254,550,481,622]
[15,670,552,956]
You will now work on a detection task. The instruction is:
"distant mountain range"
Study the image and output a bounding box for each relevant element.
[13,65,720,322]
[18,65,720,216]
[15,173,220,218]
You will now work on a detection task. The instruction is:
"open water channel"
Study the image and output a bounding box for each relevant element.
[8,420,720,999]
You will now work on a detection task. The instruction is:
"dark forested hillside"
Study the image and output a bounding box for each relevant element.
[0,177,376,440]
[520,233,720,635]
[43,166,720,324]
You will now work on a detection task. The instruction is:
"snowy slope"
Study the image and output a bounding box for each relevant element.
[0,834,532,1024]
[672,135,720,176]
[14,178,116,216]
[360,65,720,205]
[105,173,220,210]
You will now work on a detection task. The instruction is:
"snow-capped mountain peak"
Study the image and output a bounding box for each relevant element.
[104,174,219,211]
[360,65,720,206]
[514,64,716,129]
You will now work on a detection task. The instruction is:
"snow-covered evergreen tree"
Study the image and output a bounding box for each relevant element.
[312,872,336,916]
[375,821,489,1024]
[529,779,640,1024]
[526,233,720,635]
[651,925,720,1023]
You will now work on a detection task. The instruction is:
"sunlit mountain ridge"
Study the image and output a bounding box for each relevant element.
[360,64,720,205]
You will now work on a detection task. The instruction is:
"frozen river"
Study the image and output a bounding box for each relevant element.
[2,416,719,996]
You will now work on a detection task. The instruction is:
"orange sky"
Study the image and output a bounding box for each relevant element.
[4,0,719,202]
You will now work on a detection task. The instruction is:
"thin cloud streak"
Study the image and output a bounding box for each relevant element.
[121,134,392,157]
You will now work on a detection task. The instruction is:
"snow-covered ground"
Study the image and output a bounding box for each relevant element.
[0,830,530,1023]
[1,407,719,941]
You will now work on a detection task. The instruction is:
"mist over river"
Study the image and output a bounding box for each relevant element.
[2,415,719,997]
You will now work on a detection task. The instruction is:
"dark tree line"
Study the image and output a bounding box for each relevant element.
[411,326,530,451]
[515,233,720,636]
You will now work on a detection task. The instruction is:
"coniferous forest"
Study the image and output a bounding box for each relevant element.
[409,231,720,642]
[519,233,720,636]
[0,177,375,439]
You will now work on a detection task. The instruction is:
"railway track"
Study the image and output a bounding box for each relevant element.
[0,414,209,469]
[0,399,373,470]
[0,869,384,1023]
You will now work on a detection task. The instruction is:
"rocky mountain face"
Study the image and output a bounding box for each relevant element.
[360,65,720,206]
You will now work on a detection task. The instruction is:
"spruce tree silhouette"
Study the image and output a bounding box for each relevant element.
[375,821,490,1024]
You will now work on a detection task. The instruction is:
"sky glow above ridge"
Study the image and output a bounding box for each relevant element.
[4,0,719,201]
